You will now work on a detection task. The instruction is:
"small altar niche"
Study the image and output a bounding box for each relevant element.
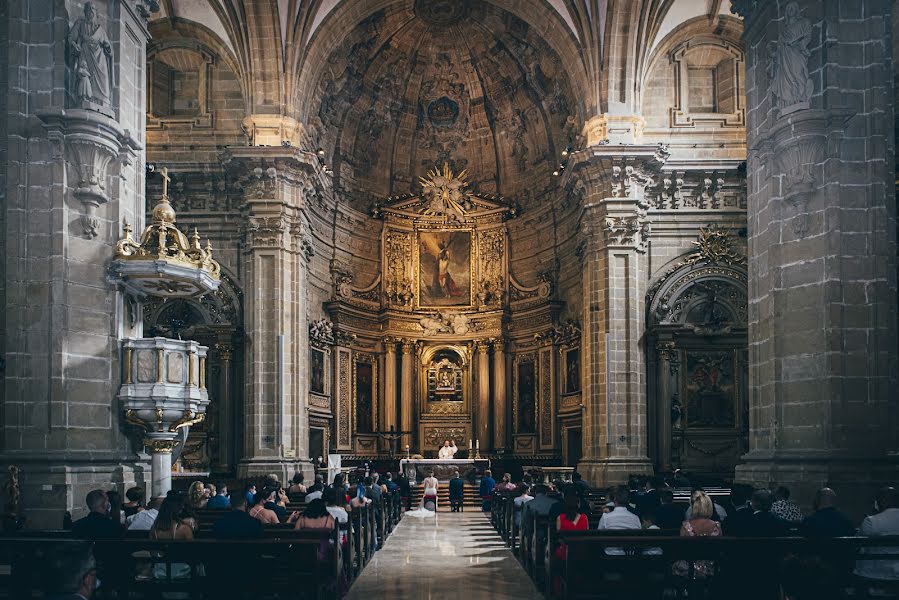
[419,344,470,420]
[426,348,464,403]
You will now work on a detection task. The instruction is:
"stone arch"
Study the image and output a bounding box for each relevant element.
[647,261,748,333]
[640,15,745,133]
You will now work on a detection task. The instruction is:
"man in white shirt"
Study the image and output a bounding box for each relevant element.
[597,486,641,555]
[127,497,162,530]
[855,487,899,583]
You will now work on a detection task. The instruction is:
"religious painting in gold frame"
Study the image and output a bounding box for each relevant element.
[352,353,377,434]
[416,229,473,308]
[513,354,538,434]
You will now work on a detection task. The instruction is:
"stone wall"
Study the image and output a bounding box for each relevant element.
[1,0,153,526]
[735,0,899,517]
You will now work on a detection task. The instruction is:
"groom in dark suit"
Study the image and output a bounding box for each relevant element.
[449,470,465,512]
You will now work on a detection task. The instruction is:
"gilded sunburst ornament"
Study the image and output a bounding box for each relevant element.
[419,163,471,222]
[685,226,746,266]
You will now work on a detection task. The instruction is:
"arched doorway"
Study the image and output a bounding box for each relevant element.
[646,228,748,481]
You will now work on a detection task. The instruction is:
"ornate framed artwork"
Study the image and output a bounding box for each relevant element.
[309,347,328,396]
[353,354,377,434]
[417,229,472,308]
[683,351,735,427]
[514,355,537,434]
[563,346,580,395]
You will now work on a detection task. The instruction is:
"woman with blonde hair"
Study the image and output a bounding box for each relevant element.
[673,490,721,579]
[187,481,207,509]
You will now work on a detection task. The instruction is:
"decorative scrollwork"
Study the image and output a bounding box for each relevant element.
[169,410,205,432]
[124,409,154,432]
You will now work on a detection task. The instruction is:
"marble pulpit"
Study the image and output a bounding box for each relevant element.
[399,458,491,483]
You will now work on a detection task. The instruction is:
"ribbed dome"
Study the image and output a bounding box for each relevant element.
[309,0,581,210]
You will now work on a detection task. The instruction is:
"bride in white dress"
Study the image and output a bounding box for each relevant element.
[406,474,439,518]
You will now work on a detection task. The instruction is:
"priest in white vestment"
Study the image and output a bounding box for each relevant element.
[438,440,458,459]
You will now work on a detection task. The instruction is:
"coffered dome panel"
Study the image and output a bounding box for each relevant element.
[308,0,582,211]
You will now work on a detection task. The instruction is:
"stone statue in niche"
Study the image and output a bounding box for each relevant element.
[69,2,113,113]
[767,2,813,114]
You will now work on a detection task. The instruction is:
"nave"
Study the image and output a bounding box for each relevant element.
[346,512,542,600]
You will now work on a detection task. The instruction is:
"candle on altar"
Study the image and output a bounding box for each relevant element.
[468,439,472,450]
[476,439,480,449]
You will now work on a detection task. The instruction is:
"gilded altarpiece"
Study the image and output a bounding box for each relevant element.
[326,165,564,457]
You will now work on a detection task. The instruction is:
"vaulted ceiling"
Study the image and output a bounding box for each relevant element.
[306,1,581,208]
[148,0,738,209]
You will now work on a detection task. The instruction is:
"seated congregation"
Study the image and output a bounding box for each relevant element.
[486,472,899,600]
[0,470,409,599]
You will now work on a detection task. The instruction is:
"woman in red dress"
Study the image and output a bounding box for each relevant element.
[553,492,589,596]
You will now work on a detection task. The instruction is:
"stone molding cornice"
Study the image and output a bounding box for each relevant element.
[37,108,142,238]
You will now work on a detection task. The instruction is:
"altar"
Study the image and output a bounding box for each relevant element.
[399,458,491,483]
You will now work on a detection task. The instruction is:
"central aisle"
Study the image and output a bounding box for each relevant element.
[345,511,543,599]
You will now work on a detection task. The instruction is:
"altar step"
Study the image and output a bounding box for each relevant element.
[410,483,482,508]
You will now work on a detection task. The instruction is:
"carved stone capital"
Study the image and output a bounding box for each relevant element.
[244,215,287,250]
[656,341,680,376]
[145,438,179,454]
[213,342,233,361]
[603,215,651,253]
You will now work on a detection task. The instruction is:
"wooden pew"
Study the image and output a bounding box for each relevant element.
[0,530,343,600]
[546,531,899,600]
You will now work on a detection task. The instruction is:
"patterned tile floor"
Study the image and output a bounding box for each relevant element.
[345,511,542,599]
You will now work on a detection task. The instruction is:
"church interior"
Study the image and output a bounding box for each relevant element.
[1,0,898,598]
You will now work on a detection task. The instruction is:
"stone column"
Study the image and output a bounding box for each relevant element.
[732,0,898,516]
[0,0,153,526]
[475,341,491,451]
[400,340,415,451]
[655,342,678,472]
[214,342,234,473]
[383,338,397,435]
[492,339,508,452]
[573,147,661,487]
[227,147,315,482]
[148,441,176,498]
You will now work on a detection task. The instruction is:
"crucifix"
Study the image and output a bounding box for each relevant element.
[159,166,171,198]
[372,425,413,458]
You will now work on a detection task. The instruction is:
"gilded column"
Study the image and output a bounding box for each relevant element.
[476,341,491,450]
[492,338,507,452]
[400,340,415,450]
[383,338,398,435]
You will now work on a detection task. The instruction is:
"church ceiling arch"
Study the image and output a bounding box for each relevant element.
[150,1,286,115]
[602,0,739,114]
[299,0,588,212]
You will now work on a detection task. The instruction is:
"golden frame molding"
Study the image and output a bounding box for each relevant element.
[351,352,378,436]
[418,343,471,417]
[413,225,477,310]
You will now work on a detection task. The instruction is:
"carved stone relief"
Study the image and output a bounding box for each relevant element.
[767,2,813,114]
[68,2,114,115]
